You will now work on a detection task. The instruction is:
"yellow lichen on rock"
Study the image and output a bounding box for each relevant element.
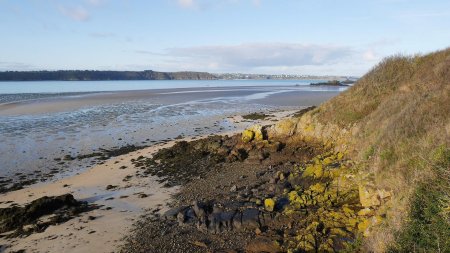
[358,184,381,207]
[264,198,276,212]
[302,164,323,178]
[241,129,255,143]
[247,124,264,141]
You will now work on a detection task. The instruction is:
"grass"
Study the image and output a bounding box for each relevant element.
[306,47,450,251]
[389,182,450,253]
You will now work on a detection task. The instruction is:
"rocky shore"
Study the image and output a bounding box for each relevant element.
[119,108,389,252]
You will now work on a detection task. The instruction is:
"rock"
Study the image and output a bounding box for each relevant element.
[302,164,323,178]
[192,201,207,222]
[22,224,37,233]
[63,155,74,161]
[264,198,275,212]
[105,185,117,190]
[219,210,236,230]
[242,129,255,143]
[177,210,186,225]
[208,213,221,234]
[230,185,238,192]
[245,238,282,253]
[232,212,242,229]
[267,119,297,138]
[241,209,260,229]
[357,208,375,216]
[247,125,264,141]
[0,194,90,235]
[358,185,381,207]
[163,206,187,220]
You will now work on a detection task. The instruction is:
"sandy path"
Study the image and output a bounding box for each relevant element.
[0,109,297,253]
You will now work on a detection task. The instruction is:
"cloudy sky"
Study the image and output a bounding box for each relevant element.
[0,0,449,76]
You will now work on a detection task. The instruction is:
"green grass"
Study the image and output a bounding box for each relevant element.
[389,182,450,253]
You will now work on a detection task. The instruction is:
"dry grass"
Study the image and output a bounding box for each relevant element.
[311,48,450,251]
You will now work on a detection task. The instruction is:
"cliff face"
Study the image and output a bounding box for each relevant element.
[0,70,218,81]
[267,48,450,252]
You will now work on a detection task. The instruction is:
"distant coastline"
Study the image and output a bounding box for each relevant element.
[0,70,356,82]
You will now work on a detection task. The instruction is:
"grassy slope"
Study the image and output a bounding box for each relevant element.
[313,48,450,251]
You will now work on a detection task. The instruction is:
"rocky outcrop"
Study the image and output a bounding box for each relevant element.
[0,194,93,237]
[163,200,272,234]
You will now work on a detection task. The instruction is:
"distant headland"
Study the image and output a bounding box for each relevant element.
[0,70,356,81]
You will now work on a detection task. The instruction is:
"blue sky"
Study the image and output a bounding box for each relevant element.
[0,0,449,76]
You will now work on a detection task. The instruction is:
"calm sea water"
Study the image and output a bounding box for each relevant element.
[0,79,321,94]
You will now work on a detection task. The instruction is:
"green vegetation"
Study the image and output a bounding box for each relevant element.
[0,70,217,81]
[242,112,270,120]
[389,182,450,253]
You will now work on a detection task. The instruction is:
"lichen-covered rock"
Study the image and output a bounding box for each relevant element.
[267,119,297,138]
[247,124,264,141]
[264,198,275,212]
[358,185,381,207]
[242,129,255,143]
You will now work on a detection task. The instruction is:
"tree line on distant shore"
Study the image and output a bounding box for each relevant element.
[0,70,218,81]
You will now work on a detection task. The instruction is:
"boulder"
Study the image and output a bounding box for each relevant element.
[247,125,264,141]
[241,209,260,229]
[242,129,255,143]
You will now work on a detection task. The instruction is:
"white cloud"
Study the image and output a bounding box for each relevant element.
[165,43,354,68]
[58,5,90,21]
[132,42,387,75]
[363,50,377,61]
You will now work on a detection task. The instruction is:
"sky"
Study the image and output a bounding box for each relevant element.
[0,0,449,76]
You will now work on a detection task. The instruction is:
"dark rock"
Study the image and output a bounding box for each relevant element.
[0,194,92,236]
[219,210,236,230]
[177,210,186,225]
[241,208,260,229]
[105,185,117,190]
[192,201,207,223]
[163,206,188,221]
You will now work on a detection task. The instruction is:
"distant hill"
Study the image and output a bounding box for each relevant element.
[0,70,218,81]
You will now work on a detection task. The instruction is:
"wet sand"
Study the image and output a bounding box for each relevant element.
[0,86,340,116]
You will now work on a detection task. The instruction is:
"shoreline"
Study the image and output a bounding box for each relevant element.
[0,110,296,253]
